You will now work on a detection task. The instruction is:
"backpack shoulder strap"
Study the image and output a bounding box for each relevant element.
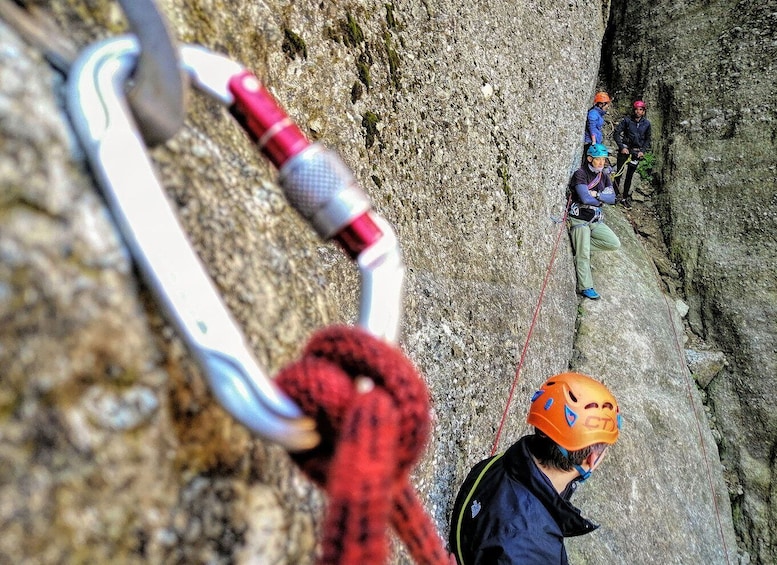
[586,172,602,190]
[453,452,506,565]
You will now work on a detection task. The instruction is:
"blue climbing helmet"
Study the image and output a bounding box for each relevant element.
[587,143,609,158]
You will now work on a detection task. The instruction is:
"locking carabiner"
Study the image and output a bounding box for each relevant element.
[66,37,405,452]
[179,44,404,342]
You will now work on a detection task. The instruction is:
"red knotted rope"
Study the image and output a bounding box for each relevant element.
[275,325,449,565]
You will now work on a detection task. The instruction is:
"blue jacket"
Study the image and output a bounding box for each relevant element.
[583,106,606,144]
[614,115,652,152]
[449,437,597,565]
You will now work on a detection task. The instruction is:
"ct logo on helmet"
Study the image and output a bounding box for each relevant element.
[582,414,619,432]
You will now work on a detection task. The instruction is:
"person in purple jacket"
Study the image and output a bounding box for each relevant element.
[568,144,620,300]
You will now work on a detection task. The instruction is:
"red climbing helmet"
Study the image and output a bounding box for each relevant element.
[593,92,611,104]
[527,372,621,451]
[633,100,647,110]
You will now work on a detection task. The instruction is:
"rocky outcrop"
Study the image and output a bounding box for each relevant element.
[603,1,777,562]
[0,1,749,563]
[567,210,737,564]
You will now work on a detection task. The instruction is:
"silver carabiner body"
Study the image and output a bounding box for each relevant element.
[66,37,405,452]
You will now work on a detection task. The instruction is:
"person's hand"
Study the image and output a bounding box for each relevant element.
[637,151,644,159]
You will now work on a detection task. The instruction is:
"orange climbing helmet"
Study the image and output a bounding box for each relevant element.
[527,372,621,451]
[593,92,611,104]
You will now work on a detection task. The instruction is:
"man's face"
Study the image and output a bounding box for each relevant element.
[634,106,646,118]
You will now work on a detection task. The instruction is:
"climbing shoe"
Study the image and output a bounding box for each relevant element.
[581,288,601,300]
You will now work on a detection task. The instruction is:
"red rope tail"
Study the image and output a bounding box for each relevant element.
[321,389,397,564]
[491,196,571,456]
[391,483,451,565]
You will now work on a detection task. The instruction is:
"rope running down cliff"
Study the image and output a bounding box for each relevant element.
[490,195,571,456]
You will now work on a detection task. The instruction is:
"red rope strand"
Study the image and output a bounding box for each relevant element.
[491,197,571,456]
[275,325,449,565]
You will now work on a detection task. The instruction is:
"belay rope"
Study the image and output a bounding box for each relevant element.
[276,326,449,565]
[491,195,571,455]
[610,158,630,180]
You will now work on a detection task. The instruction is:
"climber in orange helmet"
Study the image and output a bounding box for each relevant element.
[582,91,612,162]
[449,372,622,565]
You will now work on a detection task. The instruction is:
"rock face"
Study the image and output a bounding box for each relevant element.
[0,1,751,564]
[566,211,737,564]
[603,1,777,562]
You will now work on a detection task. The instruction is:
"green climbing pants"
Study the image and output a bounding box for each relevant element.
[568,218,620,291]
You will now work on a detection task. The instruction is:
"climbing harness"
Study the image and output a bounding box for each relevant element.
[569,203,604,228]
[568,170,609,228]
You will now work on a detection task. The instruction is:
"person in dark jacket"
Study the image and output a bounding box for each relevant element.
[449,372,621,565]
[613,100,652,207]
[568,143,620,301]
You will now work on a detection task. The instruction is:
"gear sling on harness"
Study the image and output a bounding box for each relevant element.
[65,19,447,565]
[570,172,604,227]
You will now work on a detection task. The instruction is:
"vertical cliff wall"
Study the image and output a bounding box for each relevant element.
[603,0,777,562]
[0,0,742,563]
[0,1,599,562]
